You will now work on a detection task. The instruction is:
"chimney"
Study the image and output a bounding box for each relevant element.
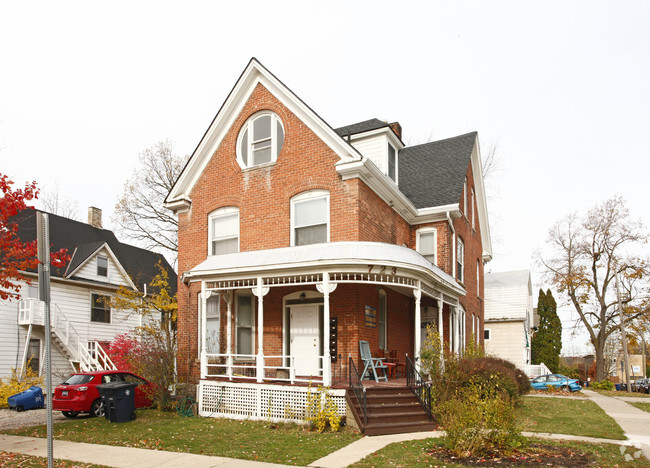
[88,207,102,229]
[389,122,402,140]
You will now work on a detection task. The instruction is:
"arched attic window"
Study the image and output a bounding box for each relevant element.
[236,111,284,168]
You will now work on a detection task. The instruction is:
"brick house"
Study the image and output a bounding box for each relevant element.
[165,58,492,422]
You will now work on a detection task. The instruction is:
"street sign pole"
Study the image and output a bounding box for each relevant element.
[37,212,53,468]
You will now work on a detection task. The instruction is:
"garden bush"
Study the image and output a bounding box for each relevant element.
[590,379,615,390]
[0,362,43,409]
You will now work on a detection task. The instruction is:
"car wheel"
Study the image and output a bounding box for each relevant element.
[90,399,104,418]
[62,411,79,418]
[16,406,24,412]
[560,385,568,391]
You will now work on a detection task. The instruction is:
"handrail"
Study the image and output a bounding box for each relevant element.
[348,356,367,425]
[406,355,433,421]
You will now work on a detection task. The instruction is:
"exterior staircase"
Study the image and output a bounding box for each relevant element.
[18,298,117,374]
[346,384,436,435]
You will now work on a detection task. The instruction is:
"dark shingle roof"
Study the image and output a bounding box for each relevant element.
[334,119,390,137]
[398,132,477,209]
[12,209,177,294]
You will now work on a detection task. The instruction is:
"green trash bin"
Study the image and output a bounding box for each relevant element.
[97,381,138,423]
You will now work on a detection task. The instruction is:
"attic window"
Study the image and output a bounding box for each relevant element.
[237,112,284,168]
[387,144,396,181]
[97,257,108,277]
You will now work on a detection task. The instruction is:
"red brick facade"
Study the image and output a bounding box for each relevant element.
[175,81,485,383]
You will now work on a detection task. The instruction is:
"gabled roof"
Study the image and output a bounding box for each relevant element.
[335,119,391,137]
[12,209,177,293]
[485,270,531,288]
[398,132,477,209]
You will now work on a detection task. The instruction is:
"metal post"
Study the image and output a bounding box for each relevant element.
[37,212,53,468]
[615,272,631,392]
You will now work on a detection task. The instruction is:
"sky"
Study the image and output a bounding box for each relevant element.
[1,1,649,355]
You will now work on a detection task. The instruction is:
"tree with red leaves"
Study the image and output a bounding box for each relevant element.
[0,173,69,300]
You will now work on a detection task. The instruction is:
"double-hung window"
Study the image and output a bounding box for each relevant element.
[291,190,329,246]
[457,237,464,282]
[387,144,396,181]
[91,293,111,323]
[236,295,254,356]
[416,228,437,265]
[237,112,284,168]
[208,207,239,256]
[97,256,108,277]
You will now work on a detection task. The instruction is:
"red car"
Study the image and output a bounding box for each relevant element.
[53,370,154,418]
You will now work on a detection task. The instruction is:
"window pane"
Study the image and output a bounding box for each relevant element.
[212,213,238,238]
[419,232,435,255]
[252,146,272,165]
[212,237,238,255]
[296,224,327,245]
[237,296,252,327]
[97,257,108,276]
[240,129,248,165]
[253,115,271,141]
[388,145,396,181]
[237,327,252,354]
[276,121,284,154]
[295,197,327,227]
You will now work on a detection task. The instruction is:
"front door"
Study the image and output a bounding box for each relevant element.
[290,304,320,376]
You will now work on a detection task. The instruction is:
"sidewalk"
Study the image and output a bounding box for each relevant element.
[583,389,650,459]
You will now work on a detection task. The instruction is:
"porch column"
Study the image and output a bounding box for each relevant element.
[437,298,443,350]
[224,291,233,380]
[200,282,207,379]
[252,277,269,383]
[413,283,422,368]
[317,272,337,386]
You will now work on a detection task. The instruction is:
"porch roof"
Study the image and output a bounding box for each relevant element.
[185,241,464,296]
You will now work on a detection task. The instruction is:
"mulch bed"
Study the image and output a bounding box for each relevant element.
[426,442,593,466]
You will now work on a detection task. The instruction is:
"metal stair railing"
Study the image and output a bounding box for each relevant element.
[348,356,367,425]
[405,355,433,421]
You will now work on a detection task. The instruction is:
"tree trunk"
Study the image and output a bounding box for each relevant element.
[594,338,606,381]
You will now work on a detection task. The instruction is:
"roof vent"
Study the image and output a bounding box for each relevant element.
[88,207,102,229]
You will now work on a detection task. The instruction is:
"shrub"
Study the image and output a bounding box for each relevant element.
[0,362,44,409]
[305,385,341,432]
[590,379,615,390]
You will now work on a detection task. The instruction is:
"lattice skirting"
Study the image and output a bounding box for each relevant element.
[198,380,347,423]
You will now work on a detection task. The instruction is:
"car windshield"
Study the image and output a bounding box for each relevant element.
[61,374,94,385]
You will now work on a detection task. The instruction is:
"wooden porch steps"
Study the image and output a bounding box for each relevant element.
[347,385,436,435]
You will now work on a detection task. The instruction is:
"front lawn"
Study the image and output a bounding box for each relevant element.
[0,451,107,467]
[518,396,626,440]
[591,389,650,398]
[351,438,647,467]
[630,402,650,413]
[3,410,360,466]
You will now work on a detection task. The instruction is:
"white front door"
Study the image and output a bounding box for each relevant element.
[290,304,320,376]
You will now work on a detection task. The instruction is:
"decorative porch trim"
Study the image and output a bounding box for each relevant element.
[198,380,347,423]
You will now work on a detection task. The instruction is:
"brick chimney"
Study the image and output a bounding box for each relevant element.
[88,207,102,229]
[389,122,402,139]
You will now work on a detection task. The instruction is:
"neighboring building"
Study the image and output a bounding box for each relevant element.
[0,207,176,379]
[612,354,647,382]
[484,270,533,371]
[165,58,492,423]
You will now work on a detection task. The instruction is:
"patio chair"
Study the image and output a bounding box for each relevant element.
[359,340,388,382]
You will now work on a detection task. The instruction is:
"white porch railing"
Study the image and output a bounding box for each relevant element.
[18,299,117,372]
[525,363,551,379]
[203,353,324,384]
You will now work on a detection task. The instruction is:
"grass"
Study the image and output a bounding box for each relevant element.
[518,396,626,440]
[350,438,647,467]
[630,402,650,413]
[3,409,360,466]
[0,451,108,467]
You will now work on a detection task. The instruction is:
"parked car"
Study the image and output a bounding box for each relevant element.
[52,370,154,418]
[530,374,582,392]
[634,378,650,394]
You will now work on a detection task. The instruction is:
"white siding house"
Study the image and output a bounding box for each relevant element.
[484,270,533,371]
[2,207,176,380]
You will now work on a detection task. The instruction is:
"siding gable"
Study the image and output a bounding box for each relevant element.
[72,245,134,288]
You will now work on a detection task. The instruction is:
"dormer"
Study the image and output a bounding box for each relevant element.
[335,119,404,183]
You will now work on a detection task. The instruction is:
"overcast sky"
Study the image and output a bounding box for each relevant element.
[2,1,649,354]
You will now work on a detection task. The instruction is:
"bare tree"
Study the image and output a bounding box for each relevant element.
[113,140,188,264]
[39,183,81,220]
[538,196,649,381]
[481,142,500,183]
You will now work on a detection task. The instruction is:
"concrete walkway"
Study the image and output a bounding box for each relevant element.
[583,389,650,458]
[1,390,649,467]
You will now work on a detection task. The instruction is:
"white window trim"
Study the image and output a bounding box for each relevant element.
[463,177,468,217]
[387,143,398,182]
[235,292,255,359]
[235,111,284,169]
[471,188,476,230]
[290,190,330,246]
[416,227,437,266]
[457,237,464,283]
[476,259,480,296]
[208,207,240,256]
